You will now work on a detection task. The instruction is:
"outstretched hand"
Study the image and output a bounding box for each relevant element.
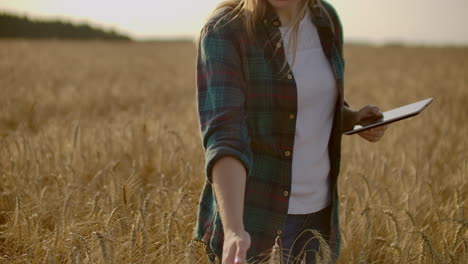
[356,104,389,142]
[222,229,251,264]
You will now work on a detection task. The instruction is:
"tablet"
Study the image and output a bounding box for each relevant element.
[344,97,433,135]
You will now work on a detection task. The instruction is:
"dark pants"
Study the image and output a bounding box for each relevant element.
[280,205,332,264]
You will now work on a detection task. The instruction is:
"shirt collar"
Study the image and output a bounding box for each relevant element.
[261,1,335,39]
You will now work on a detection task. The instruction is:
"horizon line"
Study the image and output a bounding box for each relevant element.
[2,7,468,47]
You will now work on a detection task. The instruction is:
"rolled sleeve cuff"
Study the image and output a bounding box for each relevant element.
[205,146,252,184]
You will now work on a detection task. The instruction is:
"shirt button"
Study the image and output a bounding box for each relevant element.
[283,191,289,196]
[285,150,291,157]
[263,19,268,24]
[276,42,282,48]
[273,21,280,27]
[276,230,282,235]
[287,74,293,80]
[289,114,295,119]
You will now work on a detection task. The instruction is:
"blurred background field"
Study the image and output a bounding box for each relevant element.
[0,40,466,263]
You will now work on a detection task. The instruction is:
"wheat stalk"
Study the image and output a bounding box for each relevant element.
[70,122,80,165]
[358,249,366,264]
[419,230,443,263]
[268,236,282,264]
[90,193,100,218]
[130,223,137,262]
[75,250,83,264]
[95,231,109,264]
[186,240,198,264]
[384,209,400,241]
[62,190,72,226]
[12,195,22,239]
[140,216,148,260]
[122,184,127,205]
[44,249,54,264]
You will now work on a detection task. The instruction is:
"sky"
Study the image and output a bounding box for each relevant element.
[1,0,467,45]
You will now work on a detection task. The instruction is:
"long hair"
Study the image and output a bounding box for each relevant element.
[196,0,322,72]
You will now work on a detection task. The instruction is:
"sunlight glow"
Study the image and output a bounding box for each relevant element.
[0,0,466,44]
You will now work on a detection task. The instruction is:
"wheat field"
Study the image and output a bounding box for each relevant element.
[0,39,466,263]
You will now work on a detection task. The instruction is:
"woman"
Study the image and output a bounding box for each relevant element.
[192,0,388,263]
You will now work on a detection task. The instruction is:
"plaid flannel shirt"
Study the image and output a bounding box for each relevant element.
[193,1,352,262]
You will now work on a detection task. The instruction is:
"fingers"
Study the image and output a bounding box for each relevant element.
[234,242,248,264]
[222,244,237,264]
[357,105,384,126]
[222,233,250,264]
[358,126,387,142]
[371,125,389,133]
[234,234,250,264]
[223,244,247,264]
[234,257,245,264]
[360,104,382,119]
[369,105,382,116]
[361,133,382,142]
[362,129,384,137]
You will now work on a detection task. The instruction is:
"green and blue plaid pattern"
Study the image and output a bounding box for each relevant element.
[193,1,349,262]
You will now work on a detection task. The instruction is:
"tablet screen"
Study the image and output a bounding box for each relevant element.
[344,98,433,135]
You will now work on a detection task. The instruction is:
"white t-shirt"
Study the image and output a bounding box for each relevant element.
[279,8,338,214]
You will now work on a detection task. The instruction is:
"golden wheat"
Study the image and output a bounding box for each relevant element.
[0,40,466,263]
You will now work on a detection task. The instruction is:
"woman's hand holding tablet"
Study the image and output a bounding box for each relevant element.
[353,104,388,142]
[344,98,433,136]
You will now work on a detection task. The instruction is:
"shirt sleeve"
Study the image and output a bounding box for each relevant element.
[322,1,351,131]
[195,22,253,184]
[342,100,357,133]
